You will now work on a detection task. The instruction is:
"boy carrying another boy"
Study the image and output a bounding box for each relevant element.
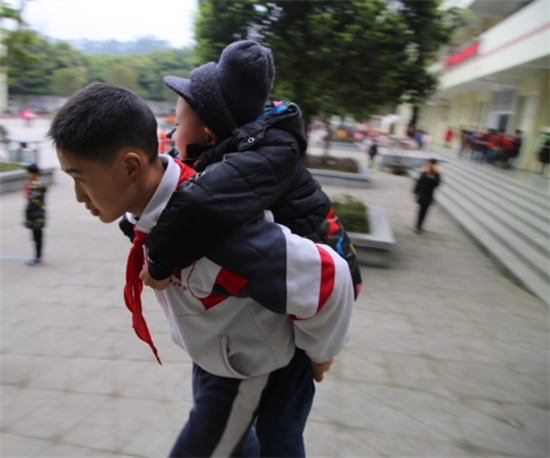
[49,83,354,457]
[138,40,362,299]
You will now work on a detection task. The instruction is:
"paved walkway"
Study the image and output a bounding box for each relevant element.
[1,119,548,457]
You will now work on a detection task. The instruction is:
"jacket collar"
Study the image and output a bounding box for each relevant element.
[195,108,307,172]
[126,154,180,234]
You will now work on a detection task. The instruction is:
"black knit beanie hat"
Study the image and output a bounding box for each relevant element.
[164,40,275,142]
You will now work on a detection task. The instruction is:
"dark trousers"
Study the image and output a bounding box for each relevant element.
[31,228,43,259]
[169,347,315,457]
[416,203,431,231]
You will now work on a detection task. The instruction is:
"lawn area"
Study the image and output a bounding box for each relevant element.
[0,162,25,172]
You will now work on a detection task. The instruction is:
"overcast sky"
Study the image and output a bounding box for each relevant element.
[12,0,198,48]
[10,0,470,48]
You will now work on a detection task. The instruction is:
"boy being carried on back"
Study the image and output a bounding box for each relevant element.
[49,82,354,457]
[138,40,362,297]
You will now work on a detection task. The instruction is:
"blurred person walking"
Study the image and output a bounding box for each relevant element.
[499,134,515,168]
[510,129,523,168]
[471,129,489,162]
[537,135,550,176]
[23,164,47,265]
[414,128,424,150]
[413,159,441,233]
[444,126,453,148]
[485,129,501,165]
[367,130,380,168]
[458,129,474,159]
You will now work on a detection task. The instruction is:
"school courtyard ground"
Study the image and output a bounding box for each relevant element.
[1,118,548,457]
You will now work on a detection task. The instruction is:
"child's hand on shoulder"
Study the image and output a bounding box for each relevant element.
[311,358,334,382]
[139,266,170,291]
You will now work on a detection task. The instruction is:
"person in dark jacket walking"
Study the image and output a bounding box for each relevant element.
[139,40,362,298]
[23,163,47,264]
[413,159,441,233]
[537,135,550,175]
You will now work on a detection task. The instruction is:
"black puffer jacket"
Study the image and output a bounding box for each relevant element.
[147,105,361,293]
[414,167,441,205]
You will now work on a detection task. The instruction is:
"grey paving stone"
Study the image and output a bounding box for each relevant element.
[1,122,548,456]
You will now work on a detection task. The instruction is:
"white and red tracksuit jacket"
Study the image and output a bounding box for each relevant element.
[127,154,354,378]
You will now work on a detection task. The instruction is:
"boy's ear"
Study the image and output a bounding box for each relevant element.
[205,127,217,146]
[121,151,145,181]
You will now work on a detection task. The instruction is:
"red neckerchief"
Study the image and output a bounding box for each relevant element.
[123,158,196,364]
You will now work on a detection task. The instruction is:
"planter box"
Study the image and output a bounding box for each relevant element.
[348,205,395,268]
[0,167,56,194]
[308,165,370,188]
[377,146,433,171]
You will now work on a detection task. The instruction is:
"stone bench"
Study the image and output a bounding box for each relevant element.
[308,166,370,188]
[348,205,395,267]
[377,147,434,171]
[0,167,56,194]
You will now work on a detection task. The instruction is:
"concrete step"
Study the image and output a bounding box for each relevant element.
[441,166,548,245]
[436,190,549,305]
[443,160,549,222]
[430,148,549,201]
[438,184,548,282]
[427,156,549,303]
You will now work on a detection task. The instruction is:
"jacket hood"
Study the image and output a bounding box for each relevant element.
[194,103,308,171]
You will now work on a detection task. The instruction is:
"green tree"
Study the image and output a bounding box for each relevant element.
[51,66,87,96]
[194,0,463,127]
[7,32,89,94]
[195,0,258,61]
[83,53,119,83]
[52,41,86,69]
[106,63,139,92]
[1,1,39,81]
[7,32,53,94]
[83,47,195,100]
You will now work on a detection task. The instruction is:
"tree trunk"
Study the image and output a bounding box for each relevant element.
[322,115,330,161]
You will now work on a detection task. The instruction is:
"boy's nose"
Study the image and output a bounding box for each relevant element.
[74,182,89,203]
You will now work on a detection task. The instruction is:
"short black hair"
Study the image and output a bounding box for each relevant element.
[27,163,39,174]
[429,158,438,165]
[48,83,158,164]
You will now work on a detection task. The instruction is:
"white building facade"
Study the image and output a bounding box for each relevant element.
[404,0,549,170]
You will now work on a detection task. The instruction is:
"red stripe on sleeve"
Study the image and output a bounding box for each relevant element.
[215,268,248,295]
[290,246,335,321]
[316,246,335,313]
[189,267,248,311]
[200,293,230,310]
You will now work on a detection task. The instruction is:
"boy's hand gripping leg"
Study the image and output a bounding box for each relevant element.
[310,358,334,382]
[139,265,170,291]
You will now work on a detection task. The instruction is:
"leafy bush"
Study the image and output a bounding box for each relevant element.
[332,195,369,234]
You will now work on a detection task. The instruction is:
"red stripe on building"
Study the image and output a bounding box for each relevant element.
[445,42,479,66]
[446,21,550,73]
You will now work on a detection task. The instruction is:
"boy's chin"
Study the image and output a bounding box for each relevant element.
[97,213,121,224]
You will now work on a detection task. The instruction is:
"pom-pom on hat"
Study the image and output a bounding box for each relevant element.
[164,40,275,142]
